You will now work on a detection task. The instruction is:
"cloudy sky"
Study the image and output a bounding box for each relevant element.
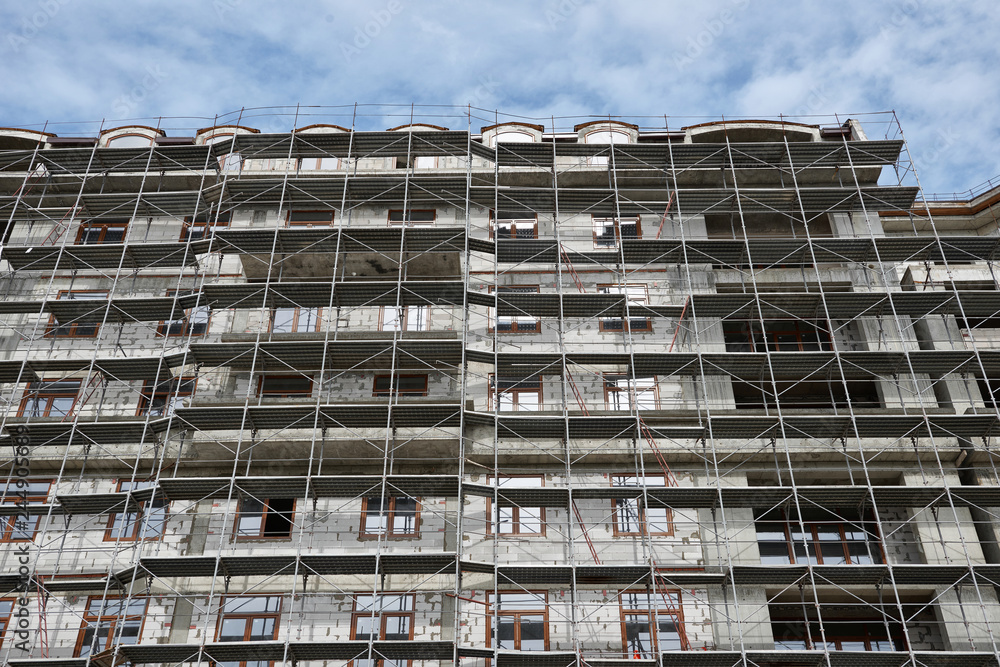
[1,0,997,196]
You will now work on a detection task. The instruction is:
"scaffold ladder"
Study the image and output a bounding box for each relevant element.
[560,244,585,293]
[40,206,78,247]
[36,576,49,657]
[63,372,104,421]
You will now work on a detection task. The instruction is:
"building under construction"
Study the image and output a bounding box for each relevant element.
[1,106,1000,667]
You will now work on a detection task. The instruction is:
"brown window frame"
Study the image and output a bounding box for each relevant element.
[74,596,147,658]
[486,475,546,537]
[136,377,197,417]
[771,613,906,651]
[488,375,542,412]
[104,480,168,542]
[603,375,659,411]
[490,212,539,240]
[378,305,429,332]
[285,209,335,227]
[157,289,210,337]
[45,290,110,338]
[489,285,541,334]
[0,479,51,543]
[487,591,549,651]
[270,307,323,333]
[350,593,415,667]
[593,215,641,247]
[597,284,652,332]
[387,209,436,226]
[18,379,80,418]
[360,496,420,539]
[180,210,231,242]
[215,595,282,653]
[611,474,673,537]
[0,598,13,648]
[75,219,128,245]
[372,374,428,397]
[755,508,884,566]
[234,497,296,540]
[722,319,834,353]
[619,589,685,657]
[257,375,314,398]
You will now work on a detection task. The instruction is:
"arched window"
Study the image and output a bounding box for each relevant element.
[584,129,630,166]
[490,130,534,147]
[106,134,154,148]
[204,133,241,171]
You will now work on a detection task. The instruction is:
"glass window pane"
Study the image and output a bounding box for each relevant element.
[218,617,247,642]
[519,615,546,650]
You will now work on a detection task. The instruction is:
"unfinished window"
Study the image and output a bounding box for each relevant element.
[159,290,210,337]
[204,133,242,171]
[756,508,883,565]
[19,379,79,418]
[106,480,168,541]
[181,211,231,242]
[105,134,154,148]
[488,476,544,536]
[286,209,335,227]
[490,130,535,147]
[611,475,672,536]
[621,590,684,657]
[605,375,658,410]
[257,375,314,398]
[76,219,128,245]
[361,496,418,537]
[137,377,196,416]
[490,376,541,412]
[491,592,548,651]
[492,286,541,333]
[723,319,833,352]
[299,156,341,170]
[598,285,651,332]
[492,212,538,239]
[46,290,109,338]
[271,307,322,333]
[75,597,147,657]
[373,374,428,397]
[732,380,882,410]
[585,128,630,166]
[0,480,50,542]
[216,596,282,653]
[771,607,905,651]
[352,594,414,667]
[388,210,435,226]
[235,498,294,539]
[380,305,428,331]
[593,215,640,247]
[705,212,833,239]
[0,599,13,648]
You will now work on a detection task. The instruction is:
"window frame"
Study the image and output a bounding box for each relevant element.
[0,479,51,543]
[104,480,168,542]
[18,379,81,418]
[722,319,834,353]
[45,290,110,338]
[75,219,128,245]
[771,614,906,651]
[619,589,685,657]
[0,598,13,649]
[204,133,242,171]
[488,375,542,412]
[490,211,539,240]
[486,475,546,537]
[105,133,155,148]
[350,593,415,667]
[387,210,436,227]
[593,215,641,248]
[181,210,232,242]
[270,307,323,333]
[136,377,197,417]
[755,508,885,566]
[360,496,420,539]
[611,474,673,537]
[379,305,429,332]
[257,375,314,398]
[74,596,147,658]
[487,591,549,651]
[372,374,429,397]
[597,284,652,332]
[158,289,210,337]
[490,285,541,333]
[604,375,659,411]
[285,209,336,227]
[234,497,296,540]
[299,156,341,171]
[215,595,282,654]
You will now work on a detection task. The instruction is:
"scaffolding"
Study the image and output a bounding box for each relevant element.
[0,105,998,666]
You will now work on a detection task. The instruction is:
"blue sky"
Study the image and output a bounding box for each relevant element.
[1,0,997,196]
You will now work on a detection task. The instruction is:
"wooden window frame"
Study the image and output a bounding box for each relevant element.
[285,209,336,227]
[215,595,282,653]
[604,375,659,411]
[234,497,296,540]
[490,212,538,240]
[45,290,109,338]
[136,377,197,417]
[18,379,80,418]
[373,374,429,397]
[350,593,415,667]
[755,509,884,566]
[360,496,420,539]
[593,215,641,248]
[619,589,685,657]
[270,307,323,333]
[379,305,429,332]
[74,596,147,658]
[722,319,834,353]
[387,209,436,226]
[104,480,168,542]
[487,591,549,651]
[611,474,674,537]
[180,211,231,242]
[0,598,13,649]
[257,375,314,398]
[490,285,541,333]
[75,220,128,245]
[597,284,651,332]
[771,615,906,651]
[488,375,542,412]
[158,289,210,337]
[486,475,546,537]
[0,480,51,543]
